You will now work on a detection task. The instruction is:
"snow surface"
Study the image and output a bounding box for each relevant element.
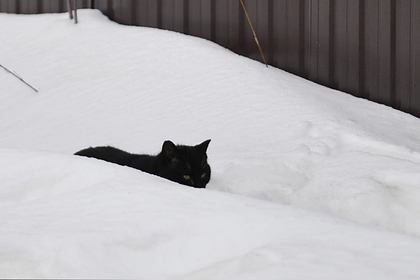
[1,10,420,279]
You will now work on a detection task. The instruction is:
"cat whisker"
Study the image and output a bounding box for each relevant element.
[182,154,192,171]
[201,157,208,168]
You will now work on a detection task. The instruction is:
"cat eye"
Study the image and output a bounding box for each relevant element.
[201,173,206,179]
[183,175,191,180]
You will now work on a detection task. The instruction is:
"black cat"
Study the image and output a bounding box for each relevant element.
[75,140,211,188]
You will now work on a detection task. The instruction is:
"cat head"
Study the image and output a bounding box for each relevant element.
[159,139,211,188]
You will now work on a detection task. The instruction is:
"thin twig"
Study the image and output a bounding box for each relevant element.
[73,0,78,24]
[67,0,73,20]
[0,63,38,92]
[239,0,268,67]
[67,0,77,24]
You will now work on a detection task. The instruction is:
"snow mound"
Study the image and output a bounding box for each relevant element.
[1,149,420,279]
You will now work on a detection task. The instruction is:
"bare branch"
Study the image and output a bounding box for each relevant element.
[67,0,78,24]
[239,0,268,67]
[0,63,38,93]
[73,0,78,24]
[67,0,73,20]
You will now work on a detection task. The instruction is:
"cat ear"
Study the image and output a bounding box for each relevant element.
[162,140,177,159]
[196,139,211,152]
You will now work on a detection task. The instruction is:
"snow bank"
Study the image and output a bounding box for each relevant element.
[1,149,420,279]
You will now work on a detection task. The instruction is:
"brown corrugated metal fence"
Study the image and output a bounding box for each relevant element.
[1,0,419,117]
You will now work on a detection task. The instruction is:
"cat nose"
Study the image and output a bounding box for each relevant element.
[192,182,206,188]
[190,178,206,188]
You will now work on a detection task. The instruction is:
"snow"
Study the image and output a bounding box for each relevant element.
[1,10,420,279]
